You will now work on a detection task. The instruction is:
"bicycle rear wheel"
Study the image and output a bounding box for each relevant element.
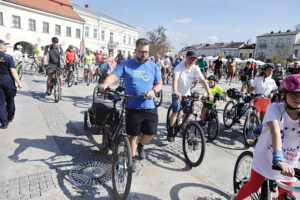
[154,90,163,107]
[182,122,205,167]
[233,151,260,199]
[112,134,132,200]
[87,72,91,86]
[223,101,235,128]
[243,112,259,147]
[166,105,173,130]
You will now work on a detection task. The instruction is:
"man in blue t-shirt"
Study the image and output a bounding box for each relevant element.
[99,38,163,171]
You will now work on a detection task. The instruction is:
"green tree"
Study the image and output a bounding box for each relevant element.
[271,53,281,64]
[147,26,172,56]
[241,53,249,60]
[220,53,226,58]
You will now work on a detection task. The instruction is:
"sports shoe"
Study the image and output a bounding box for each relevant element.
[0,123,8,129]
[8,115,14,123]
[230,194,236,200]
[137,144,146,160]
[167,127,175,142]
[132,158,137,172]
[46,89,51,96]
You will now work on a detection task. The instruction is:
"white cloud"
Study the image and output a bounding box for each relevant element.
[235,28,241,32]
[166,31,188,42]
[207,35,219,43]
[173,18,193,23]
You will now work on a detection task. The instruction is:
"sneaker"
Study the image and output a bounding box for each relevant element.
[132,158,137,172]
[137,144,146,160]
[230,194,236,200]
[46,89,51,96]
[8,115,14,123]
[75,81,78,85]
[0,123,8,129]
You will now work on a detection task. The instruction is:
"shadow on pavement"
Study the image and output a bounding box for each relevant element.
[128,192,161,200]
[169,182,230,200]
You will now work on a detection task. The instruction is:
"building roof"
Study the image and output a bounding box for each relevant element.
[257,30,300,37]
[4,0,84,22]
[239,43,256,49]
[73,4,139,31]
[201,43,226,49]
[222,42,244,49]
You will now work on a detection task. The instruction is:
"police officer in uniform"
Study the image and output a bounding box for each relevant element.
[0,40,22,129]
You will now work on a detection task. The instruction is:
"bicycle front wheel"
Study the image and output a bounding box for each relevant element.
[207,114,219,141]
[182,122,205,167]
[18,66,23,80]
[67,72,74,87]
[243,112,259,147]
[87,72,91,86]
[154,90,163,107]
[112,134,132,200]
[54,79,60,103]
[233,151,260,199]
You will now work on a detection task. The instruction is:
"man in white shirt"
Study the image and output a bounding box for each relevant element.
[167,51,213,142]
[13,45,23,63]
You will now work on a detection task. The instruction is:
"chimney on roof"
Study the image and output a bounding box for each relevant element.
[278,30,281,33]
[270,31,274,34]
[85,4,89,8]
[287,30,290,32]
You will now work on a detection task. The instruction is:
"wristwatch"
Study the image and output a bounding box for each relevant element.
[152,88,158,95]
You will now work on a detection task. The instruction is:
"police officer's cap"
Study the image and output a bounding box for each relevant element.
[0,39,10,46]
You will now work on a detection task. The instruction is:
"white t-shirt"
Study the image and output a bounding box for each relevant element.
[251,76,277,97]
[13,50,23,62]
[173,61,203,96]
[163,58,171,68]
[156,59,164,70]
[253,103,300,182]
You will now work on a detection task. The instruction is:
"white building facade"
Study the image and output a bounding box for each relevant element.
[73,4,140,58]
[0,0,84,55]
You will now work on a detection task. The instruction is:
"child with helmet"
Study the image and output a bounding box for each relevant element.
[232,74,300,200]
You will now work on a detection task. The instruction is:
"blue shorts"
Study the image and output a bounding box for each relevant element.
[171,94,190,113]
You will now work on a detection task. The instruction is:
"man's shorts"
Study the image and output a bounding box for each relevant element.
[227,72,234,79]
[242,79,252,86]
[200,68,207,75]
[84,65,94,71]
[254,98,271,112]
[171,94,190,113]
[46,64,62,75]
[126,108,158,136]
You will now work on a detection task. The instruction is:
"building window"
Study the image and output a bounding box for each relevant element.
[271,39,274,45]
[93,28,98,39]
[294,49,299,58]
[55,24,61,35]
[85,26,89,38]
[66,27,71,37]
[278,38,283,45]
[269,50,273,55]
[0,12,3,25]
[12,15,21,28]
[28,19,36,31]
[129,37,131,45]
[249,53,252,58]
[101,30,105,40]
[110,32,114,42]
[133,38,136,45]
[43,22,49,33]
[123,36,126,44]
[240,53,242,58]
[287,38,291,44]
[76,29,81,38]
[277,50,281,55]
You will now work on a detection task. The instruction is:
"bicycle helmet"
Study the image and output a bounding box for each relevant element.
[280,74,300,93]
[51,37,59,43]
[101,53,108,59]
[16,45,23,49]
[207,75,218,82]
[41,45,45,49]
[262,63,274,70]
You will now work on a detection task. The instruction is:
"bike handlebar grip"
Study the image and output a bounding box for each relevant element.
[272,164,282,171]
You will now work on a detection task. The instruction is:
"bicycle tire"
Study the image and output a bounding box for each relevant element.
[243,112,259,147]
[93,84,100,103]
[54,78,60,103]
[223,101,235,128]
[166,105,173,130]
[233,151,260,199]
[101,129,110,155]
[112,134,132,200]
[182,122,206,167]
[87,72,90,86]
[24,63,33,73]
[207,114,219,141]
[67,72,74,87]
[154,90,163,107]
[18,65,23,80]
[84,110,88,130]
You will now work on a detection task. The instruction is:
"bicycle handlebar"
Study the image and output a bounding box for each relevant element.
[272,165,300,180]
[105,87,146,99]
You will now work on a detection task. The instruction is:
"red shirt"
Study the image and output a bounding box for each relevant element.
[96,54,102,64]
[66,51,76,64]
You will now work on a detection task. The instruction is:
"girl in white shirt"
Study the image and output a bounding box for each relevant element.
[232,74,300,200]
[251,63,277,122]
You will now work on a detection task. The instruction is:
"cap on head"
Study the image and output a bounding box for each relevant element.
[186,51,198,58]
[0,39,10,46]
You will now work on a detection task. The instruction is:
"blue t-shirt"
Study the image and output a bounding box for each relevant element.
[113,59,161,109]
[98,61,111,73]
[0,51,15,75]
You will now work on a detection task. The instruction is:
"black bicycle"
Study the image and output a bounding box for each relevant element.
[233,151,300,200]
[223,89,260,147]
[65,63,79,87]
[199,94,225,141]
[48,67,61,103]
[166,92,206,167]
[154,90,163,107]
[84,86,145,200]
[93,70,109,103]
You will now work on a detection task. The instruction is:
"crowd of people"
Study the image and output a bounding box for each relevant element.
[1,35,300,200]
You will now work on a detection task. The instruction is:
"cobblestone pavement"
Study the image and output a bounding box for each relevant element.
[1,68,298,200]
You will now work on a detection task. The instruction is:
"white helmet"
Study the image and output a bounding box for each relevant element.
[16,45,23,49]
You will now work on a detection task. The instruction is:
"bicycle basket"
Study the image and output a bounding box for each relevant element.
[92,101,114,127]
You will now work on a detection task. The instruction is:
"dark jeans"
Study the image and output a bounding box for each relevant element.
[0,75,16,125]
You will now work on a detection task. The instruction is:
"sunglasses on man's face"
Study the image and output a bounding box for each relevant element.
[136,49,149,55]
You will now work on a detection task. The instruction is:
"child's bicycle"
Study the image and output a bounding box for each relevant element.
[233,151,300,200]
[198,93,225,141]
[166,92,206,167]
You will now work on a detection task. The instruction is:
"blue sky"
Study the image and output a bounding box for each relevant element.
[73,0,300,52]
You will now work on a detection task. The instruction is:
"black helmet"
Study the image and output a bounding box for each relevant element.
[51,37,59,43]
[207,75,218,82]
[262,63,274,70]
